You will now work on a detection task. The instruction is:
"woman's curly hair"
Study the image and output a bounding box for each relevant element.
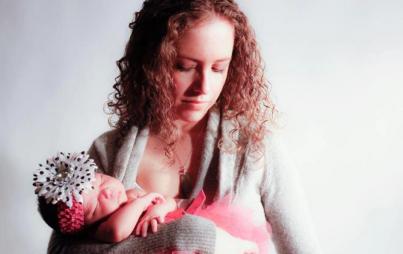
[107,0,277,156]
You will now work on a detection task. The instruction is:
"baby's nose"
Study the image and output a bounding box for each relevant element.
[102,188,114,199]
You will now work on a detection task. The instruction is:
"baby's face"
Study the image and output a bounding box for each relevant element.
[82,173,128,225]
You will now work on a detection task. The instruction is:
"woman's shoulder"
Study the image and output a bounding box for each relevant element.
[262,130,293,170]
[88,126,143,173]
[264,130,285,152]
[260,130,303,197]
[88,128,121,173]
[91,128,120,147]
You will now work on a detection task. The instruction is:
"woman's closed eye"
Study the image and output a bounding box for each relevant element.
[212,63,228,73]
[212,67,225,73]
[175,63,196,72]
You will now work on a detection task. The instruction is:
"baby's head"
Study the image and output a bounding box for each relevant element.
[34,152,128,234]
[37,172,128,234]
[82,173,128,224]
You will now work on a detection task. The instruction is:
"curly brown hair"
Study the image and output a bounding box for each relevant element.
[107,0,277,155]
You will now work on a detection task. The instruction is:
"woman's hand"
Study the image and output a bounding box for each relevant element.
[215,227,259,254]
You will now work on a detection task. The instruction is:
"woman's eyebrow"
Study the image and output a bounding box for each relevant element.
[177,55,231,63]
[214,58,231,63]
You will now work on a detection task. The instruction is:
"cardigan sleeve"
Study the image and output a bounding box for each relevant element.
[260,134,322,254]
[48,214,216,254]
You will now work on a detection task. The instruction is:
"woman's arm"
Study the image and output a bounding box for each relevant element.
[260,135,322,254]
[48,214,217,254]
[215,227,258,254]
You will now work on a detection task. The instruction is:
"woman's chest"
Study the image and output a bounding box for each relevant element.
[136,151,181,198]
[135,135,201,198]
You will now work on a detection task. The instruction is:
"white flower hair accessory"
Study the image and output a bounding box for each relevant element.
[33,151,97,208]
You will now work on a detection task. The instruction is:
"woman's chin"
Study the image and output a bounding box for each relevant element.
[176,109,208,124]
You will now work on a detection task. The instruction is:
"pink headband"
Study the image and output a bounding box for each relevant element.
[57,198,85,234]
[33,151,97,234]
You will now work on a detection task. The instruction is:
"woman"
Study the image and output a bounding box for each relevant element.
[48,0,321,253]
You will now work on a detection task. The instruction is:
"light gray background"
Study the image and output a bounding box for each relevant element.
[1,0,402,253]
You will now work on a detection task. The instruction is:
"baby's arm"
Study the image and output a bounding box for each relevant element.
[94,192,163,243]
[135,197,177,237]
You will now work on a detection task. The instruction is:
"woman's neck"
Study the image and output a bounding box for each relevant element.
[174,114,208,138]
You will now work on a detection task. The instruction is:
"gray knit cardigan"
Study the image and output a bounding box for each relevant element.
[47,109,321,254]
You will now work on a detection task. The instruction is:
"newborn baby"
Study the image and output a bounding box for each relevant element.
[34,152,177,243]
[82,173,177,242]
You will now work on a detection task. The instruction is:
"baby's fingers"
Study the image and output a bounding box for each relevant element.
[135,220,143,236]
[151,218,158,233]
[141,219,150,237]
[153,196,164,205]
[151,193,165,204]
[156,215,164,223]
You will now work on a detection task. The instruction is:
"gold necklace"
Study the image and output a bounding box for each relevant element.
[156,128,205,197]
[157,127,205,174]
[173,146,192,176]
[172,145,192,198]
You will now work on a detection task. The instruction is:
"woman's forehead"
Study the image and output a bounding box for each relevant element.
[176,16,234,62]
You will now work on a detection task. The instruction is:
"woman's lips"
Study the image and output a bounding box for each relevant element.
[181,100,208,109]
[182,100,208,104]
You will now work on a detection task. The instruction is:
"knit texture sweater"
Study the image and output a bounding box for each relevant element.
[48,109,321,254]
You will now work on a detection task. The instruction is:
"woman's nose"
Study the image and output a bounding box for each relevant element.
[193,69,210,94]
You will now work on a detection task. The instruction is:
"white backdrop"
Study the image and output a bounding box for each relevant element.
[1,1,402,253]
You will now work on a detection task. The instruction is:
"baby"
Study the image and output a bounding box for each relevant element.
[34,152,177,243]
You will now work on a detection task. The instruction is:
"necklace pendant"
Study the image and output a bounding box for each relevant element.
[180,171,191,198]
[179,166,186,176]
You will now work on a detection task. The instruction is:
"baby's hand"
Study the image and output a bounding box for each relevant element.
[139,192,165,206]
[126,188,146,201]
[135,199,175,237]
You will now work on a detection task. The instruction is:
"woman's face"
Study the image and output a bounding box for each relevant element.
[82,173,128,225]
[173,16,235,123]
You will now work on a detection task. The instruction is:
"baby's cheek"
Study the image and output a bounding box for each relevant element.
[83,205,98,225]
[99,198,119,216]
